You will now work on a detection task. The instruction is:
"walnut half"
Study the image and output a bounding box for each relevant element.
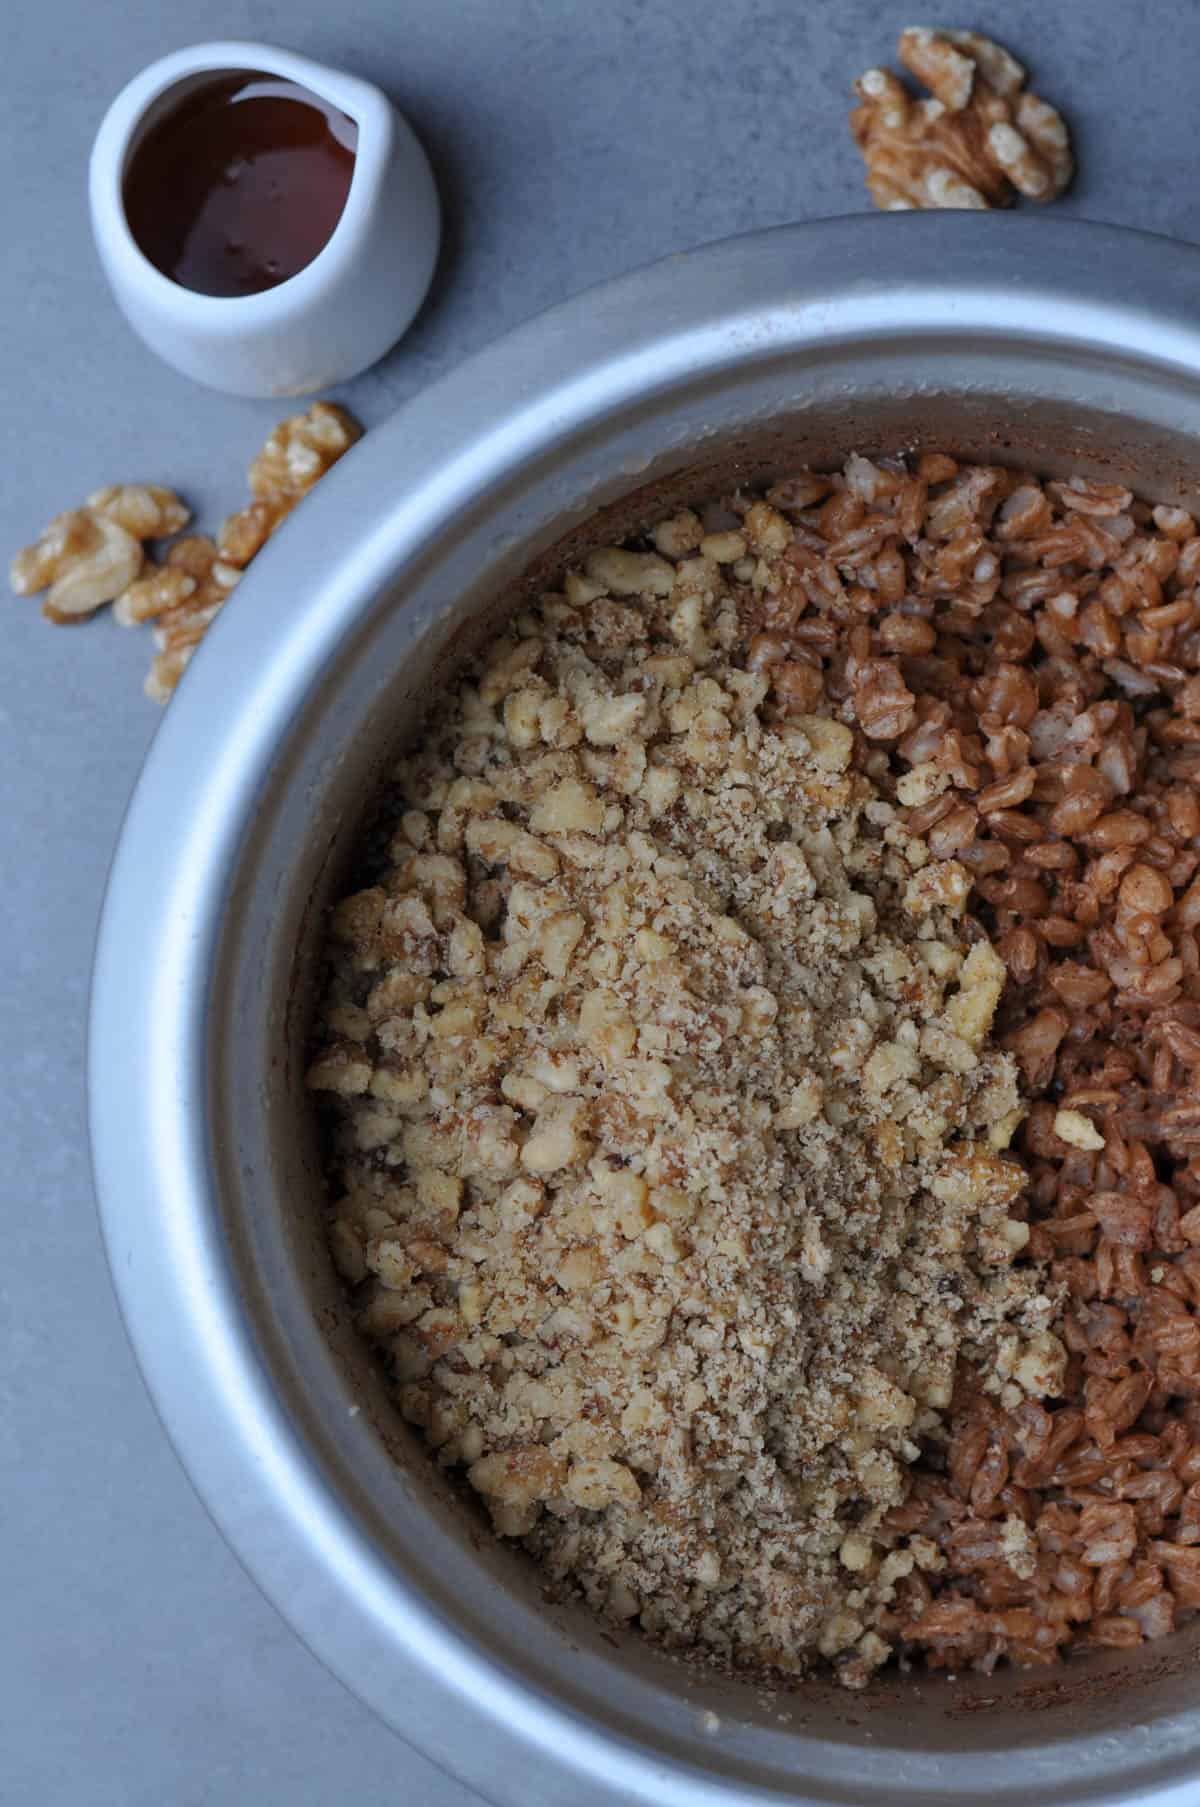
[851,27,1073,212]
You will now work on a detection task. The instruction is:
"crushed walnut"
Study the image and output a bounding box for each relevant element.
[308,492,1057,1687]
[851,27,1073,211]
[9,400,362,701]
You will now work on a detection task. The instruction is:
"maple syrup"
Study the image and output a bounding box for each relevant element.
[123,73,357,298]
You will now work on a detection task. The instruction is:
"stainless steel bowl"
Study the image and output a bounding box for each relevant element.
[91,216,1200,1807]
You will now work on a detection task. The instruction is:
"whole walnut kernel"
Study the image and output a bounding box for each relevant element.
[851,27,1073,212]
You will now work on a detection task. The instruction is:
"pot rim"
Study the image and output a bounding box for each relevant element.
[90,215,1200,1807]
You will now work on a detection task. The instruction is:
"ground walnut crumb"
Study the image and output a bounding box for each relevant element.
[309,491,1048,1687]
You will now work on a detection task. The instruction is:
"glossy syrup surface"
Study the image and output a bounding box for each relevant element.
[123,73,358,298]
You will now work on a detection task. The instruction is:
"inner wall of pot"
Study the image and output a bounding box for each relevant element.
[215,380,1200,1800]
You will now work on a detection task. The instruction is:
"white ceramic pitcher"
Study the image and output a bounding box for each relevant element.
[89,41,440,397]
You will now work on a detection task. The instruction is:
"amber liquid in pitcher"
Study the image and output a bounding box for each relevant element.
[123,73,358,298]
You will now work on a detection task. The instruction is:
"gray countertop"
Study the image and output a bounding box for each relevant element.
[4,3,1199,1801]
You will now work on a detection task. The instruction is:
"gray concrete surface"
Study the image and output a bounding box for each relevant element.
[3,3,1199,1801]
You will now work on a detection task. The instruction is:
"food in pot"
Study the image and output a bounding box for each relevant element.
[310,453,1200,1686]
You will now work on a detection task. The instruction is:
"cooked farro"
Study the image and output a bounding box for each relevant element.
[774,453,1200,1677]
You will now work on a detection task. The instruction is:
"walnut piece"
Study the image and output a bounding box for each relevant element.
[113,565,197,627]
[217,499,276,568]
[141,402,363,701]
[248,400,363,510]
[143,537,242,703]
[11,508,143,623]
[851,27,1073,211]
[10,402,362,702]
[10,481,193,623]
[87,483,190,540]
